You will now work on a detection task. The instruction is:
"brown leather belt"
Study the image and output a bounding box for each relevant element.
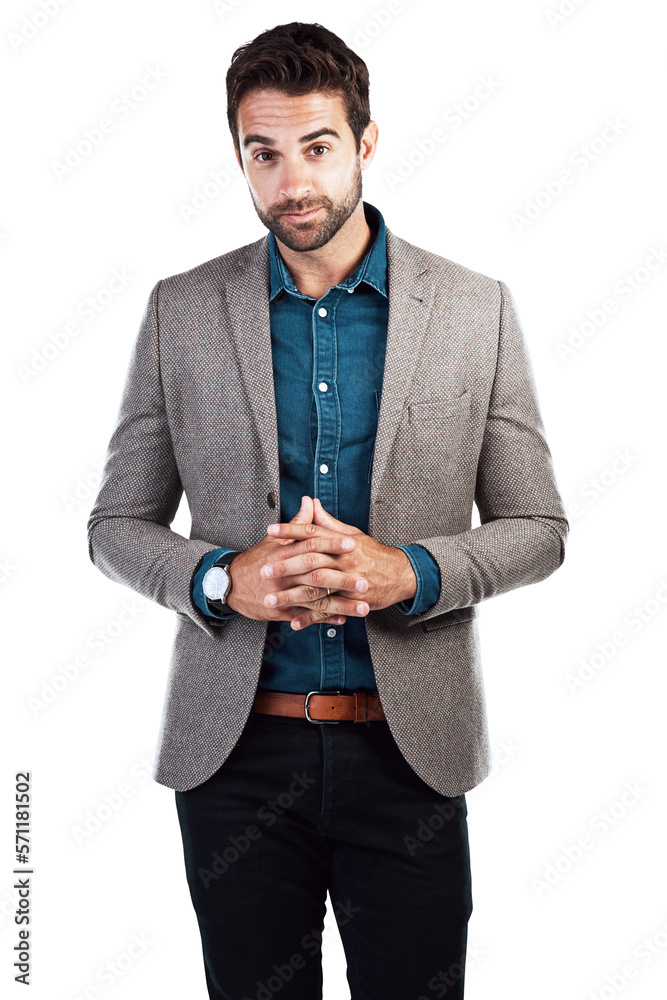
[252,689,386,724]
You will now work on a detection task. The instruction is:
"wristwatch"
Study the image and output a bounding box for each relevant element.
[201,552,240,613]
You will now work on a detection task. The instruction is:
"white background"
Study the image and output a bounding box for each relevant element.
[2,0,666,998]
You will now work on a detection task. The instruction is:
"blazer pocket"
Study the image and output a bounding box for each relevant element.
[408,389,470,424]
[393,390,470,492]
[422,605,477,631]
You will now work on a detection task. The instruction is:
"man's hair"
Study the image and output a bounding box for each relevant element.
[226,22,371,159]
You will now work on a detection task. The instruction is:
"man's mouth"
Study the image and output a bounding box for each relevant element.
[280,207,322,222]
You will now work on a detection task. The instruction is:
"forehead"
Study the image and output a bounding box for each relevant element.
[237,88,348,136]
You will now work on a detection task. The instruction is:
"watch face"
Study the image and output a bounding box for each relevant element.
[202,565,229,601]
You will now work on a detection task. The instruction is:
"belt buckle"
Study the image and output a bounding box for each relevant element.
[304,690,342,724]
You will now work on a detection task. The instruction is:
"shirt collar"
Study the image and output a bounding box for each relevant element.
[269,200,387,302]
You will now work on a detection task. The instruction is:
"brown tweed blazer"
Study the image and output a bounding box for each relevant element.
[87,225,568,796]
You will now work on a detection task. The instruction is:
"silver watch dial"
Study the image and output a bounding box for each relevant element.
[202,565,230,601]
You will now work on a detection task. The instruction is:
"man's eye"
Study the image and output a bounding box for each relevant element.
[255,151,273,162]
[311,145,328,155]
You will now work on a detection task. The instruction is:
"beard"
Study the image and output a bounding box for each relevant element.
[249,158,363,252]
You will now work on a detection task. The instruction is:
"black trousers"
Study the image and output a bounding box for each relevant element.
[175,709,473,1000]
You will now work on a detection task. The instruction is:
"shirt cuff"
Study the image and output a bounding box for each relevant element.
[191,547,241,620]
[394,544,441,615]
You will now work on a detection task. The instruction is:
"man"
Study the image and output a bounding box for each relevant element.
[87,21,568,1000]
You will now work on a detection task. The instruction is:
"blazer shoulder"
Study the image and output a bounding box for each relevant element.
[388,229,501,300]
[157,235,268,298]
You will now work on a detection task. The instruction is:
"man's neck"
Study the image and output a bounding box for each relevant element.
[275,201,374,300]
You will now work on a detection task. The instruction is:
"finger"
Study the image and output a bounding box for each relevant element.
[264,574,367,607]
[261,541,356,582]
[267,521,356,541]
[311,497,348,531]
[271,496,315,548]
[277,533,356,559]
[275,606,346,629]
[269,589,368,617]
[290,597,369,630]
[290,495,314,522]
[293,614,347,629]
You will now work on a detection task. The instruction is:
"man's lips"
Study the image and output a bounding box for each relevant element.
[280,207,322,222]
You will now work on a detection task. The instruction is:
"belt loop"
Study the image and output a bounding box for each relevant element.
[353,691,367,723]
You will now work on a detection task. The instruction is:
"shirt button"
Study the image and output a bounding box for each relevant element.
[347,287,354,293]
[318,381,328,392]
[319,463,329,474]
[318,307,328,317]
[326,627,337,637]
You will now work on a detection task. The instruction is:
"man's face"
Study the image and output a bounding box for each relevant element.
[235,88,372,252]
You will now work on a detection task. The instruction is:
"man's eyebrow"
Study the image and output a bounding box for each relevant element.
[242,127,342,149]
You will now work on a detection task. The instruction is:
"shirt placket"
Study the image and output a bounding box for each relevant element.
[311,288,346,691]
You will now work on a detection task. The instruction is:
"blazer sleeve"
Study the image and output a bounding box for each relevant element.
[86,280,231,640]
[402,278,569,628]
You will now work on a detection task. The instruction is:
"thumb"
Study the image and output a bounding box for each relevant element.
[312,497,355,534]
[291,495,314,522]
[271,495,314,546]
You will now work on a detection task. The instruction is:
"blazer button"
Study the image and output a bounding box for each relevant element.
[267,491,276,509]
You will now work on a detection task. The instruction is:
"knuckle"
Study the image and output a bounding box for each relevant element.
[304,585,320,600]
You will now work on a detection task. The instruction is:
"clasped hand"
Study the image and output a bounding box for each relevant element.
[225,496,416,630]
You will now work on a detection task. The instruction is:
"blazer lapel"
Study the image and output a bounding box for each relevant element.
[222,236,282,500]
[370,227,435,505]
[221,226,436,523]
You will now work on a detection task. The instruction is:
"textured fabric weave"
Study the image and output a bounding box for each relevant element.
[191,201,441,695]
[87,221,568,795]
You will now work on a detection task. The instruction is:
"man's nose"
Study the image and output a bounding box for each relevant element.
[278,161,314,206]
